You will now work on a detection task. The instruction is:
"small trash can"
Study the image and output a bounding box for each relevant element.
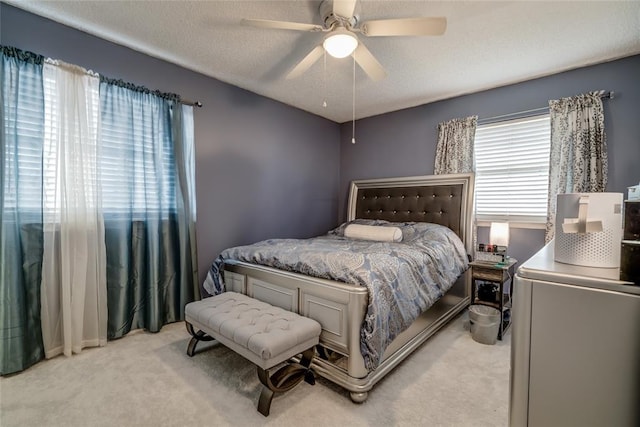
[469,305,501,345]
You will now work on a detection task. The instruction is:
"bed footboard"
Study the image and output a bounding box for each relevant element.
[224,261,470,401]
[315,273,469,402]
[224,261,370,379]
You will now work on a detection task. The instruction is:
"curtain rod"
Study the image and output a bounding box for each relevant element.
[98,73,202,108]
[478,90,614,125]
[182,99,203,108]
[3,45,204,108]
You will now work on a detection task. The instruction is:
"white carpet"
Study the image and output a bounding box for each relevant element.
[0,311,510,426]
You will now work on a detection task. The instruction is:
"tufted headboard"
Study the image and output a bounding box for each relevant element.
[347,173,475,253]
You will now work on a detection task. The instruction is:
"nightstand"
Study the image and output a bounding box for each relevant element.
[469,258,517,340]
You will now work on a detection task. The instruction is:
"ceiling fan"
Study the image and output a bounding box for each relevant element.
[242,0,447,81]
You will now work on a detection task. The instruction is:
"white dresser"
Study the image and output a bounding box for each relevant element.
[510,243,640,427]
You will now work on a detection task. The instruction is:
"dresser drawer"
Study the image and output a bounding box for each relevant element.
[624,201,640,240]
[621,242,640,285]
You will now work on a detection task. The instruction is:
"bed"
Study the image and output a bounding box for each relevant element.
[202,173,475,402]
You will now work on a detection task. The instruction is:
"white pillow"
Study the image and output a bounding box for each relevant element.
[344,224,403,242]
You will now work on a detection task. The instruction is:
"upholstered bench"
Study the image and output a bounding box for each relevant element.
[185,292,321,416]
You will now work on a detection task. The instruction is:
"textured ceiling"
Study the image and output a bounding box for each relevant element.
[6,1,640,123]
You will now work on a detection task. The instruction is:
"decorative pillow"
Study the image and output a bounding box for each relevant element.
[344,224,403,242]
[327,219,391,236]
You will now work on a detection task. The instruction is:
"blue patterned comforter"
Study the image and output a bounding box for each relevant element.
[203,220,469,371]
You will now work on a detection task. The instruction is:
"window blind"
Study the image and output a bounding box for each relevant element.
[42,67,102,217]
[98,87,176,218]
[474,114,551,222]
[2,64,44,214]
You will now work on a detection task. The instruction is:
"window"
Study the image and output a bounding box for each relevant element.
[98,87,177,218]
[474,114,551,224]
[13,65,177,219]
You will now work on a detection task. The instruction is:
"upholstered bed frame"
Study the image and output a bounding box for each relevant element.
[222,173,475,402]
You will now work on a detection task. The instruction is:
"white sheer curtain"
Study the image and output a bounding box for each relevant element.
[545,92,608,243]
[40,60,107,358]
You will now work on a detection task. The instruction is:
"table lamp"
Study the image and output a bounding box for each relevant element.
[490,222,510,258]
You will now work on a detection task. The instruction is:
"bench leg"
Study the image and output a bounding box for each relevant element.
[257,387,275,417]
[185,322,215,357]
[256,348,316,417]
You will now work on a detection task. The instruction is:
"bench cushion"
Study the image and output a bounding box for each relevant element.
[185,292,321,369]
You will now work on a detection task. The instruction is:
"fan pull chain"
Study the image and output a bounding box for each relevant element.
[351,54,356,144]
[322,50,327,108]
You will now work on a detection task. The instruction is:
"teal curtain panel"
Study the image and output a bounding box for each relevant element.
[0,46,46,375]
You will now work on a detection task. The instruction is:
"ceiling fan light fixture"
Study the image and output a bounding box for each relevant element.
[323,30,358,58]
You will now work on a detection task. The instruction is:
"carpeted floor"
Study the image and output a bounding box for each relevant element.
[0,311,510,427]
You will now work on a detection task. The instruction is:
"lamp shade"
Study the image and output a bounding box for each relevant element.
[323,29,358,58]
[490,222,510,247]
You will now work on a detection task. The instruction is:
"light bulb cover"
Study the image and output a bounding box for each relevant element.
[489,222,510,247]
[323,29,358,59]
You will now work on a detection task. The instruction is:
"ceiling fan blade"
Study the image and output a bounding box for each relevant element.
[242,18,323,32]
[333,0,357,18]
[353,43,387,81]
[286,45,325,79]
[361,17,447,36]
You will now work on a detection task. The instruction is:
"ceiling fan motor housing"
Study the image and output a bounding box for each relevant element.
[319,0,359,29]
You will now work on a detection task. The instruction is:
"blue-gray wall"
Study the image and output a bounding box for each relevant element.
[0,4,341,284]
[339,55,640,264]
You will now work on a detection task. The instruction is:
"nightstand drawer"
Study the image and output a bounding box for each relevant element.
[473,267,505,282]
